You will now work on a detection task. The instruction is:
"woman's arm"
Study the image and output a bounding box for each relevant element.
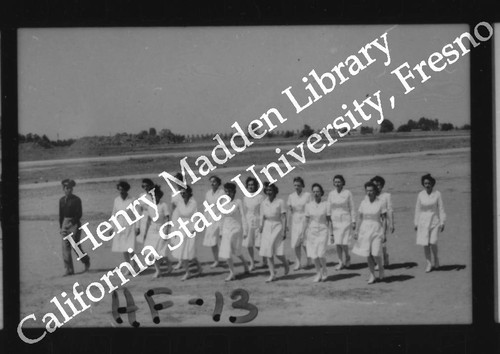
[414,194,421,231]
[438,192,446,232]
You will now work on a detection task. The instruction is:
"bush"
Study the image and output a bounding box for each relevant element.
[440,123,454,131]
[397,124,411,132]
[460,124,471,130]
[300,124,315,138]
[379,119,394,133]
[360,126,374,135]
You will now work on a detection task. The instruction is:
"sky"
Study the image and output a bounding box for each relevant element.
[19,25,470,140]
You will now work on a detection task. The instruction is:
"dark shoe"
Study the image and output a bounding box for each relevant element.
[63,271,74,277]
[84,262,91,272]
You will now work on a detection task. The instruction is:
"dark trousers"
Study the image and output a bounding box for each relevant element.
[61,217,90,274]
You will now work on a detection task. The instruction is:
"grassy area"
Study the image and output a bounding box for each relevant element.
[20,134,469,184]
[19,130,470,161]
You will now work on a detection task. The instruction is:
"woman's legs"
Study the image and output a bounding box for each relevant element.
[180,260,190,281]
[430,244,439,269]
[374,256,384,279]
[366,256,376,283]
[152,260,161,278]
[313,258,321,282]
[342,245,351,267]
[225,257,235,281]
[210,245,219,267]
[320,257,328,281]
[293,245,302,270]
[247,247,255,270]
[424,245,432,272]
[237,255,250,273]
[265,257,276,282]
[276,255,290,276]
[192,257,202,275]
[335,245,344,270]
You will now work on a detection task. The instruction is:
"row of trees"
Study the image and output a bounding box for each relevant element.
[18,133,75,147]
[19,117,469,148]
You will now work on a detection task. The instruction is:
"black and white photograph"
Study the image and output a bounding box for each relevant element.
[17,24,474,336]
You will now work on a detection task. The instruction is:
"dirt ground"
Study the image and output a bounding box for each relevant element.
[18,144,471,328]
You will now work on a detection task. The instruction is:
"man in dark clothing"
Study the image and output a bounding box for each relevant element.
[59,179,90,276]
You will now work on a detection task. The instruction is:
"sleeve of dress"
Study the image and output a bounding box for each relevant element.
[348,191,356,221]
[259,202,264,228]
[357,199,363,215]
[437,192,446,225]
[386,193,393,212]
[414,193,421,227]
[279,199,287,214]
[59,199,63,228]
[304,203,310,217]
[239,200,248,234]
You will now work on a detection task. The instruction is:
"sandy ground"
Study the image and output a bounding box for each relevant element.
[19,149,470,328]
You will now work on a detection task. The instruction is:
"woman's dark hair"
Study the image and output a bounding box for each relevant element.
[174,172,184,182]
[142,178,154,187]
[152,184,164,203]
[224,182,237,194]
[209,175,222,186]
[364,181,377,190]
[421,173,436,187]
[265,183,279,195]
[116,180,131,192]
[333,175,346,185]
[245,176,258,188]
[311,183,324,196]
[293,176,305,188]
[181,185,193,198]
[371,175,386,189]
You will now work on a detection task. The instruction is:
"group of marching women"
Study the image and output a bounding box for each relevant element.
[109,172,446,284]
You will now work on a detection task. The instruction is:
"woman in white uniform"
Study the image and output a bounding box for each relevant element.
[143,185,171,278]
[138,178,154,244]
[111,180,139,274]
[203,176,225,268]
[327,175,355,270]
[353,181,387,284]
[370,176,394,267]
[219,182,250,281]
[170,172,185,270]
[242,177,265,271]
[287,177,311,271]
[302,183,331,282]
[259,183,290,282]
[175,185,202,281]
[414,173,446,273]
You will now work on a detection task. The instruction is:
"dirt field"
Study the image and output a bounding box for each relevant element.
[19,137,471,327]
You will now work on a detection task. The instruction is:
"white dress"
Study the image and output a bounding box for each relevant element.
[171,198,198,260]
[203,188,225,247]
[378,192,393,241]
[219,199,247,259]
[328,189,355,246]
[138,192,152,244]
[170,193,183,259]
[111,195,138,252]
[287,191,311,248]
[259,198,286,258]
[143,202,170,257]
[414,190,446,246]
[305,200,330,259]
[243,194,265,247]
[352,198,386,257]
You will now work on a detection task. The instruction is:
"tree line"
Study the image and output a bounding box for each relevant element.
[19,117,469,148]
